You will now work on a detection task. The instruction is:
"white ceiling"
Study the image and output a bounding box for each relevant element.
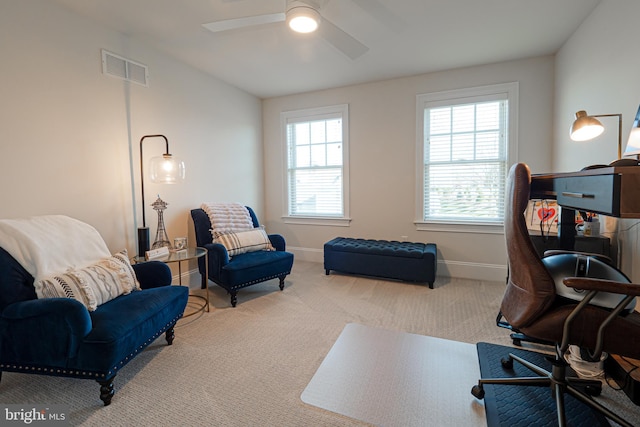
[51,0,601,99]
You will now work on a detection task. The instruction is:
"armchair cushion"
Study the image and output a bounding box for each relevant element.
[213,228,274,258]
[76,285,186,374]
[219,249,294,287]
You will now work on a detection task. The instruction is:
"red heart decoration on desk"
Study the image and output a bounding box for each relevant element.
[537,207,556,220]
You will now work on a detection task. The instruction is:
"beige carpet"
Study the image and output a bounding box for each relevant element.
[1,261,638,426]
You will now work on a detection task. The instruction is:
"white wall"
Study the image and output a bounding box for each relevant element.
[554,0,640,281]
[262,56,555,281]
[0,0,263,269]
[12,0,629,285]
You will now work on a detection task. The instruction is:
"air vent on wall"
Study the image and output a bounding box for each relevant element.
[101,49,148,87]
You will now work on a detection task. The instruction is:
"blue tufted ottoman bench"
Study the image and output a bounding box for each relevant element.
[324,237,437,288]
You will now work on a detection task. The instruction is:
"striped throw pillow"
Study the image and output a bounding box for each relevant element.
[213,228,274,258]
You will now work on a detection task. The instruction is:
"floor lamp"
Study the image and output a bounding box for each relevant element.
[138,134,185,258]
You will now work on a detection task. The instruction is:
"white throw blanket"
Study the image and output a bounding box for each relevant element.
[201,202,254,234]
[0,215,111,282]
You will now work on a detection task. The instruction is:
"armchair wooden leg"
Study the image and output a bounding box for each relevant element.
[279,276,285,290]
[230,292,237,307]
[98,377,115,406]
[165,326,175,345]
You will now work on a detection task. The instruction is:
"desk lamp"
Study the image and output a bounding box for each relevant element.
[138,135,185,257]
[570,110,622,159]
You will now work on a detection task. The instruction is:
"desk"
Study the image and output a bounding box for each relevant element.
[531,166,640,249]
[134,247,209,317]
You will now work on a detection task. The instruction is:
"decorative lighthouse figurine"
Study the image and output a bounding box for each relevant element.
[151,195,172,249]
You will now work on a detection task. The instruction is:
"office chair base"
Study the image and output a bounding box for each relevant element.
[470,384,485,399]
[472,352,631,427]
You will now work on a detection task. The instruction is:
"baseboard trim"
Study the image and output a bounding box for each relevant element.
[177,248,508,284]
[287,246,507,282]
[438,260,507,282]
[288,246,324,263]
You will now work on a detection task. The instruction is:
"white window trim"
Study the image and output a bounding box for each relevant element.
[283,216,351,226]
[414,220,505,234]
[415,82,519,233]
[281,104,351,226]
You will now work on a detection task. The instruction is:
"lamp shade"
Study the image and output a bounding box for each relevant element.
[149,154,185,184]
[286,5,320,33]
[570,110,604,141]
[623,105,640,157]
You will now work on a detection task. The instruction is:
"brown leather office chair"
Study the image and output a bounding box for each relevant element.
[471,162,640,427]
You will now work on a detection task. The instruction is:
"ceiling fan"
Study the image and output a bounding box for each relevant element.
[203,0,399,60]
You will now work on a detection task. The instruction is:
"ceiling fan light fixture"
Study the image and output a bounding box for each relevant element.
[286,6,320,33]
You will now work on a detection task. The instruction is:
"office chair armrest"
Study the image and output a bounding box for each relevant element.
[561,278,639,359]
[563,277,640,296]
[544,250,613,266]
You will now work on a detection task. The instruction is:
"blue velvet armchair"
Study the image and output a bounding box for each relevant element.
[0,247,188,406]
[191,207,294,307]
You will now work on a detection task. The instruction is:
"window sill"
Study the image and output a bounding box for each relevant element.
[415,220,504,234]
[283,216,351,227]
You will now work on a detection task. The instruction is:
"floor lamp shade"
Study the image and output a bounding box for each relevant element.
[149,154,186,184]
[138,134,185,257]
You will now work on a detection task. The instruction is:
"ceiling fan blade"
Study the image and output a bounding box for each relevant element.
[317,17,369,60]
[202,12,285,33]
[350,0,405,34]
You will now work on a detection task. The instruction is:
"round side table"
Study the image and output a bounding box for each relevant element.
[134,247,209,317]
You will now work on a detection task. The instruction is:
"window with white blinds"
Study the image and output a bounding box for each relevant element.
[416,83,518,228]
[282,105,349,222]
